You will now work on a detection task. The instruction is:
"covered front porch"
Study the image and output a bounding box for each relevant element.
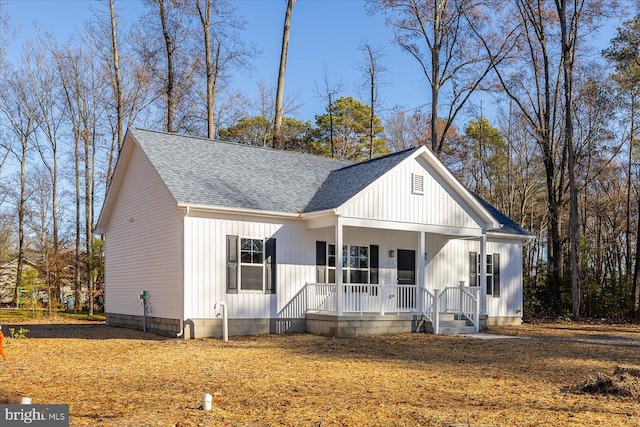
[305,282,482,337]
[301,210,492,337]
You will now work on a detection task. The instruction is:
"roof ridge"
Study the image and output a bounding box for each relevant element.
[130,128,352,165]
[332,146,420,172]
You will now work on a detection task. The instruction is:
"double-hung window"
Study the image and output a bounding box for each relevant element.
[316,241,378,285]
[469,252,501,297]
[227,235,276,294]
[240,238,264,291]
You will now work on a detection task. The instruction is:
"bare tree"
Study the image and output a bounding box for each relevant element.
[194,0,255,139]
[357,41,386,159]
[274,0,296,149]
[0,63,37,305]
[314,66,343,158]
[138,0,198,133]
[21,37,68,311]
[54,44,107,314]
[369,0,509,155]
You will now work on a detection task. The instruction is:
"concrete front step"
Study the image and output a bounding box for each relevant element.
[439,319,470,328]
[439,312,470,322]
[437,313,476,335]
[438,325,477,335]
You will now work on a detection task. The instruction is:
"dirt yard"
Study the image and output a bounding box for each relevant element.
[0,318,638,426]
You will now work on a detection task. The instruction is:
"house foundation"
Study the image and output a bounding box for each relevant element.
[305,312,425,338]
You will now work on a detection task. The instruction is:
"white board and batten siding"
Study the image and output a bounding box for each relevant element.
[183,216,430,320]
[339,156,482,230]
[103,144,184,319]
[183,214,328,320]
[336,154,523,318]
[424,236,523,318]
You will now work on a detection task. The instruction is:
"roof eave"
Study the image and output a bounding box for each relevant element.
[177,202,302,219]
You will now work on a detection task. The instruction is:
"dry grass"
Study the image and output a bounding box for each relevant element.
[0,319,639,426]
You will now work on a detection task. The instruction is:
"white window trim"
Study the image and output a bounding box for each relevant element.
[326,244,370,284]
[239,237,266,293]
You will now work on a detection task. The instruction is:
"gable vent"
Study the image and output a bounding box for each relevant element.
[412,173,424,195]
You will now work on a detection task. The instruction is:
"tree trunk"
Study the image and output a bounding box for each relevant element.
[109,0,124,149]
[75,130,82,311]
[274,0,295,149]
[15,138,27,306]
[157,0,175,133]
[556,0,581,318]
[633,197,640,316]
[430,0,442,153]
[627,94,634,315]
[196,0,216,139]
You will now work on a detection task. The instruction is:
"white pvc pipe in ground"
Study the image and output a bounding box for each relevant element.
[202,393,212,411]
[214,301,228,342]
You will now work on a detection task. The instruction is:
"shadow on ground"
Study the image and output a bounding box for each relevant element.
[3,323,165,340]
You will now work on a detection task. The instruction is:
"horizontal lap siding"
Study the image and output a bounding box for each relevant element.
[104,146,183,319]
[341,159,480,229]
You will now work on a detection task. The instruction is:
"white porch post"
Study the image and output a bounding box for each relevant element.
[336,216,343,316]
[418,231,426,314]
[480,229,487,316]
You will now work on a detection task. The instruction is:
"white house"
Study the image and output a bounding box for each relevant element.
[95,128,531,338]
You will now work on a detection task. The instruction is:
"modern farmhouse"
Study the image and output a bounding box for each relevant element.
[95,128,531,338]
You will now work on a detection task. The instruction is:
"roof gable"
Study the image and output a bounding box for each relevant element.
[97,129,530,238]
[123,129,352,213]
[303,147,419,212]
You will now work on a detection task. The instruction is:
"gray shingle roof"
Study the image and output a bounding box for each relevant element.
[304,147,419,212]
[128,129,529,237]
[130,128,353,213]
[473,194,531,236]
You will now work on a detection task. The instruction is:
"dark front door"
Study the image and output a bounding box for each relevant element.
[397,249,416,285]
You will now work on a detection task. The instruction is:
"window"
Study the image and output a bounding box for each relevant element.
[412,173,424,195]
[469,252,501,297]
[316,242,378,285]
[348,245,369,284]
[227,235,276,294]
[240,238,264,291]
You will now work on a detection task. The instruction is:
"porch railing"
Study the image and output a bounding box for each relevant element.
[306,283,337,312]
[306,283,419,314]
[306,282,480,334]
[432,283,481,334]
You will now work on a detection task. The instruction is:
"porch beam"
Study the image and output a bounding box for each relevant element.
[338,216,483,237]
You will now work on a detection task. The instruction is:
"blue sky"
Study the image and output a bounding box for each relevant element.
[3,0,432,124]
[1,0,627,127]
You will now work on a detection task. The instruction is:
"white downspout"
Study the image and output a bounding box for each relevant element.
[177,206,191,338]
[214,301,228,342]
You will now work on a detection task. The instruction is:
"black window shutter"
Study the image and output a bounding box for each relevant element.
[316,241,327,283]
[469,252,477,287]
[226,235,238,294]
[370,245,379,285]
[493,253,501,298]
[265,238,276,294]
